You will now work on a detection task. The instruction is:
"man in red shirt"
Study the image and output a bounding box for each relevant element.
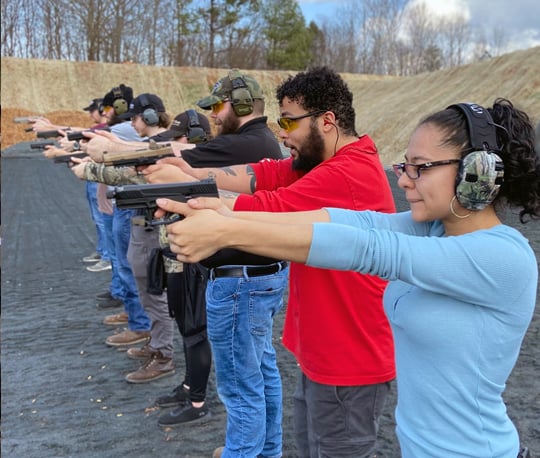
[146,66,396,457]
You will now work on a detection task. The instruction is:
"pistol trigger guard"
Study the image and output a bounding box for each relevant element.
[165,214,183,224]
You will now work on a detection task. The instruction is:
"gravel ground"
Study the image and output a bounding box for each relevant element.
[1,142,538,458]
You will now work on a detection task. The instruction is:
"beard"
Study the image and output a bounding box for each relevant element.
[292,123,326,172]
[218,111,241,135]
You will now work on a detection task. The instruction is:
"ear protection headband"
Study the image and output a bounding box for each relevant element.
[448,103,504,210]
[111,87,129,115]
[138,94,159,126]
[186,109,208,143]
[228,70,254,117]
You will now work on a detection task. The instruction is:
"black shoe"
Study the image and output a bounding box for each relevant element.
[96,297,123,309]
[158,403,210,427]
[155,385,190,408]
[96,291,114,301]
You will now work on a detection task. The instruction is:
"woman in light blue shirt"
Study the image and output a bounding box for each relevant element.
[160,98,540,457]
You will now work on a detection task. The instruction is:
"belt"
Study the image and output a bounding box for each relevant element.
[211,261,287,278]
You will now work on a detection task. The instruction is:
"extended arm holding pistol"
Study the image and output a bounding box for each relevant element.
[107,179,218,226]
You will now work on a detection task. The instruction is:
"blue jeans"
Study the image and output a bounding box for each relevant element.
[206,265,289,458]
[113,207,151,331]
[86,181,109,260]
[102,212,123,300]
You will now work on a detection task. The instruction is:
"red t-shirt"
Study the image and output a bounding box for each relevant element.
[234,136,396,385]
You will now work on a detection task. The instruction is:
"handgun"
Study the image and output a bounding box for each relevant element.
[36,130,63,139]
[67,126,111,142]
[31,141,56,149]
[106,179,218,226]
[102,144,174,167]
[53,152,89,165]
[13,116,42,124]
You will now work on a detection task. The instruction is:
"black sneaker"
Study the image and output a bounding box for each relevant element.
[155,385,190,408]
[158,403,210,427]
[96,297,123,309]
[96,291,114,301]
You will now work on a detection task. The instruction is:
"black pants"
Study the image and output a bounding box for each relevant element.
[167,270,212,403]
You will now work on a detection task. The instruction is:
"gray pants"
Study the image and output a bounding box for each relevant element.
[127,223,174,358]
[294,371,390,458]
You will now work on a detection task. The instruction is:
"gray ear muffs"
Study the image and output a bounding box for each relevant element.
[186,109,207,143]
[138,94,159,126]
[449,103,504,210]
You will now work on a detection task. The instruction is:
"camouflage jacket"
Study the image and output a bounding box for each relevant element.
[82,162,183,273]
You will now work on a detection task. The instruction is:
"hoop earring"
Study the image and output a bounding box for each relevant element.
[450,195,472,219]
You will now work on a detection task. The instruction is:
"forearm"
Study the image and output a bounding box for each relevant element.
[192,164,254,194]
[83,163,144,185]
[233,208,330,225]
[219,218,313,263]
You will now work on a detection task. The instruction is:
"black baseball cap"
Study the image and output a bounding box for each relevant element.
[118,93,166,120]
[153,110,211,143]
[83,98,103,112]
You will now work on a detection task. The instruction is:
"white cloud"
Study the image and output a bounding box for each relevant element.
[407,0,470,19]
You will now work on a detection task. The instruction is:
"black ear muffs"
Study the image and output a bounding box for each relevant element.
[138,94,159,126]
[449,103,504,210]
[228,70,253,117]
[186,109,208,143]
[112,87,129,115]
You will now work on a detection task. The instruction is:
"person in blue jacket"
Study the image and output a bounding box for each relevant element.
[159,98,540,458]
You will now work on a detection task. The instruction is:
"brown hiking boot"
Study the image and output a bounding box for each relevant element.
[125,352,175,383]
[105,329,150,347]
[102,312,128,326]
[126,344,157,360]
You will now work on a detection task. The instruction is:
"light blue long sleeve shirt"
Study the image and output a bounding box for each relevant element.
[307,209,537,457]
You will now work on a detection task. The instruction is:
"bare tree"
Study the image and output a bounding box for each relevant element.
[1,0,19,56]
[438,14,471,67]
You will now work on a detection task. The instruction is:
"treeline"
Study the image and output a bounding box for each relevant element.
[1,0,508,75]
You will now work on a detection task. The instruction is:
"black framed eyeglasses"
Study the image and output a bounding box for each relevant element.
[392,159,461,180]
[277,110,326,132]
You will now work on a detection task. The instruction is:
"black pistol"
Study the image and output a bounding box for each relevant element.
[107,179,219,226]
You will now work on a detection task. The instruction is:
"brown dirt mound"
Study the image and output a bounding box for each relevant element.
[2,108,91,148]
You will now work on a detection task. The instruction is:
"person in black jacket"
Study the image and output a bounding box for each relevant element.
[145,71,289,458]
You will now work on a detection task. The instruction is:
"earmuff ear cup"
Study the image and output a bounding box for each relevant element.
[455,150,504,210]
[228,70,253,117]
[141,107,159,126]
[230,86,253,116]
[186,109,208,143]
[113,98,128,115]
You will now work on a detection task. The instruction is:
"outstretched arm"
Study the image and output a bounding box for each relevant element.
[157,198,327,263]
[145,157,256,194]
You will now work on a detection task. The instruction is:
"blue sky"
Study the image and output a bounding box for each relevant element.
[298,0,540,52]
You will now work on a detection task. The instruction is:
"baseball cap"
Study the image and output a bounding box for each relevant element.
[196,70,264,109]
[154,110,211,143]
[83,98,103,112]
[118,93,166,120]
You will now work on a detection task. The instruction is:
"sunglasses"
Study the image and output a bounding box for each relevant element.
[277,110,326,132]
[211,99,229,113]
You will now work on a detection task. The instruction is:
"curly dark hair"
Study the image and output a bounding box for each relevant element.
[275,66,358,136]
[420,98,540,223]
